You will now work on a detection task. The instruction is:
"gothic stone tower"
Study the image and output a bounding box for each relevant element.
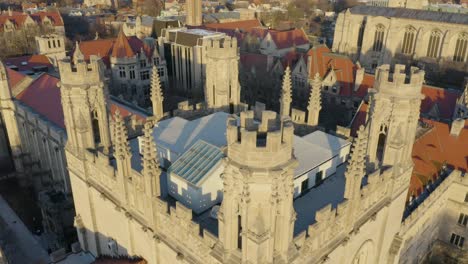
[185,0,203,26]
[58,55,112,156]
[366,64,424,172]
[204,37,241,112]
[186,0,202,26]
[219,110,298,263]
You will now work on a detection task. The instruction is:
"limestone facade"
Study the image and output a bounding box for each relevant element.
[333,6,468,84]
[35,34,66,66]
[74,31,169,108]
[158,28,239,106]
[186,0,202,26]
[59,60,468,264]
[0,62,72,250]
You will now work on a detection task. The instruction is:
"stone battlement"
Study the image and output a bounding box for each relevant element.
[374,64,425,93]
[226,110,294,168]
[203,37,238,58]
[58,56,106,86]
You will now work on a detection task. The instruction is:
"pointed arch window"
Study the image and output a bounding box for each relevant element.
[426,30,441,58]
[91,110,100,144]
[401,26,416,55]
[372,24,385,52]
[453,32,468,62]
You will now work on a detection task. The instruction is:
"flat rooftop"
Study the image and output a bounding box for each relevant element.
[141,112,350,178]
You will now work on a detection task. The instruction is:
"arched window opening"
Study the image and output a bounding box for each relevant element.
[357,21,366,49]
[427,30,441,58]
[91,111,100,144]
[237,215,242,250]
[372,24,385,52]
[402,26,416,55]
[453,33,468,62]
[376,125,387,164]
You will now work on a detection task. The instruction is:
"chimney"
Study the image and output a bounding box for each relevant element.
[450,118,465,137]
[354,66,365,92]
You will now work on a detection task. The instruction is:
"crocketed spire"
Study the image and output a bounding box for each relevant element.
[141,121,160,196]
[141,121,158,169]
[113,110,130,159]
[279,66,292,117]
[344,125,368,200]
[151,66,164,120]
[307,72,322,126]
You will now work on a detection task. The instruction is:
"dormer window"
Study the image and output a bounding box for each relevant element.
[332,86,338,93]
[140,59,147,68]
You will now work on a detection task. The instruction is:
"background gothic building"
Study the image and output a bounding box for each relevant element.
[333,5,468,85]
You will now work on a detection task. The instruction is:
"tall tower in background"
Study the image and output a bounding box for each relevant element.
[186,0,202,26]
[204,37,240,112]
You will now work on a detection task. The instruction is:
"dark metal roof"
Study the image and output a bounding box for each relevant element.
[349,6,468,25]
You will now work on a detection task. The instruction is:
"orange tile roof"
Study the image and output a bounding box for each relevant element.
[76,34,152,67]
[355,73,374,98]
[421,85,460,120]
[6,68,27,89]
[13,73,146,130]
[112,29,136,58]
[16,73,65,128]
[204,19,262,31]
[4,55,52,72]
[410,118,468,196]
[307,45,356,95]
[267,28,309,49]
[350,102,368,137]
[0,11,63,32]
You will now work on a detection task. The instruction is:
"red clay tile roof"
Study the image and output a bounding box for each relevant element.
[240,53,270,72]
[349,85,461,135]
[4,55,52,72]
[307,45,356,96]
[76,34,152,67]
[421,85,460,120]
[0,11,63,31]
[110,100,147,122]
[308,45,333,77]
[6,68,27,89]
[14,74,146,129]
[267,28,309,49]
[410,118,468,197]
[355,73,374,98]
[112,30,136,58]
[204,19,262,31]
[281,50,307,69]
[350,102,368,137]
[16,73,65,128]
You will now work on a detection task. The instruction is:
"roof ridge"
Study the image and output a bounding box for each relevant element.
[111,29,135,58]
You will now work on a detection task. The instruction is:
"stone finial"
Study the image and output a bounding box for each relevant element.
[280,66,292,117]
[307,73,322,126]
[113,110,131,159]
[73,42,85,65]
[151,66,164,120]
[344,125,368,200]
